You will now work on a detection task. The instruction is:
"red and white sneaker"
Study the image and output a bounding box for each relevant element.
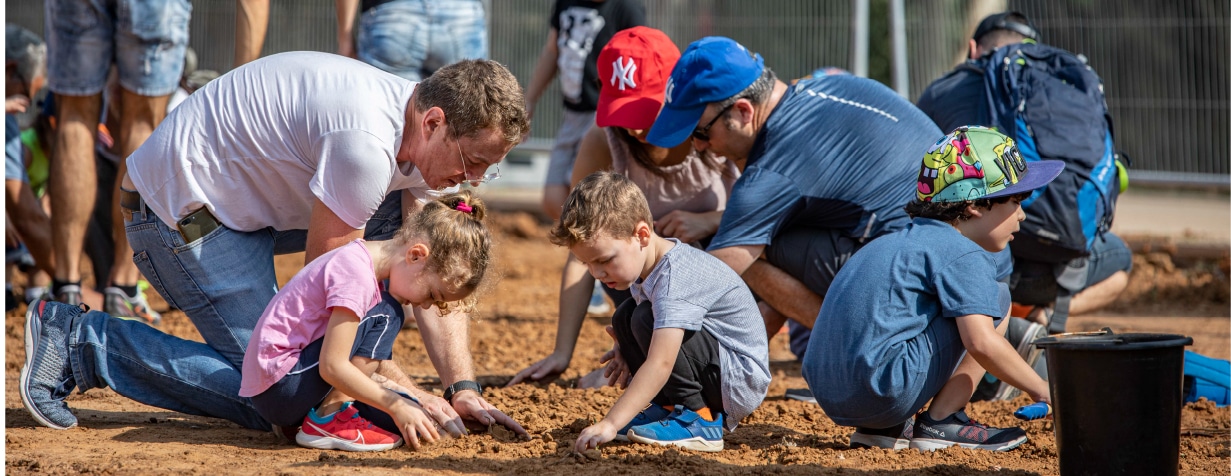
[295,402,403,452]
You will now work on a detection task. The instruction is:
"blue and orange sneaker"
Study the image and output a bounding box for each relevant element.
[615,403,672,441]
[296,402,403,452]
[627,407,724,452]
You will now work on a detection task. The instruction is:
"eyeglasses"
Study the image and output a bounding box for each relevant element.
[455,137,500,186]
[691,103,735,142]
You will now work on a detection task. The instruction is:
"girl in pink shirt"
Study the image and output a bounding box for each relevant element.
[239,192,492,452]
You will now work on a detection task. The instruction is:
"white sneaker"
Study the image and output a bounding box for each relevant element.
[587,280,612,315]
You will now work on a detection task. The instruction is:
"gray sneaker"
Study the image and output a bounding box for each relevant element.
[20,301,81,429]
[103,286,162,326]
[850,417,914,450]
[54,284,83,307]
[994,318,1049,401]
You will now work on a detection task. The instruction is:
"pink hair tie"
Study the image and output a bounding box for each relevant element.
[455,202,473,214]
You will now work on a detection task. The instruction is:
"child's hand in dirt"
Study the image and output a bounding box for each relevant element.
[508,352,570,385]
[600,326,630,388]
[412,393,468,437]
[574,420,617,453]
[391,396,441,449]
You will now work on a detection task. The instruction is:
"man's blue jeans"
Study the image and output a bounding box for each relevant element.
[68,195,403,430]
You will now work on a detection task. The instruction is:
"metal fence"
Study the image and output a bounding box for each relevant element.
[7,0,1227,182]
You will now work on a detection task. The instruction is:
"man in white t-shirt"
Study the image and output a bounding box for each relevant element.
[20,52,530,438]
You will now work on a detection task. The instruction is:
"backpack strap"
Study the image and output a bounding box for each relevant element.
[1047,257,1090,334]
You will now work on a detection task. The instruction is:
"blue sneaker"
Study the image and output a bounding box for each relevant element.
[615,403,671,442]
[20,301,82,429]
[627,407,724,452]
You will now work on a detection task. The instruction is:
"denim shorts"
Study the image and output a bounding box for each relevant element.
[5,115,27,183]
[546,109,597,185]
[45,0,191,96]
[358,0,487,82]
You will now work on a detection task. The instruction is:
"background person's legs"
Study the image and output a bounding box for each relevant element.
[541,109,594,220]
[104,0,188,320]
[49,93,102,303]
[102,89,170,322]
[1068,232,1132,316]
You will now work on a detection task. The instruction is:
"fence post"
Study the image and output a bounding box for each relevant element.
[850,0,869,77]
[890,0,908,97]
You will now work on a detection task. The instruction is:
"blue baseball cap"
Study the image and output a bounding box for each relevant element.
[645,37,764,148]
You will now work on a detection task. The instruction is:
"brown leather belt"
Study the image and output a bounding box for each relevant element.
[119,188,144,212]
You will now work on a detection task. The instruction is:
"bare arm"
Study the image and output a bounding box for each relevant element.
[414,305,474,386]
[576,328,684,451]
[335,0,359,57]
[743,259,821,328]
[234,0,269,67]
[508,252,593,384]
[415,304,529,436]
[956,315,1050,403]
[710,244,820,328]
[373,358,469,437]
[305,198,365,264]
[569,126,613,186]
[524,29,560,120]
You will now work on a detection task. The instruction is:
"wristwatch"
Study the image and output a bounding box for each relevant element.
[443,380,483,403]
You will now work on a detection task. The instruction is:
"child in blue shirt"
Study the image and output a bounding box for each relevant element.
[558,171,770,453]
[803,126,1060,451]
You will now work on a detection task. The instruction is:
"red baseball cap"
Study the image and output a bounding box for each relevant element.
[595,27,681,130]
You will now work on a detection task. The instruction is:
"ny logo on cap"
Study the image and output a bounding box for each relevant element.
[610,56,637,91]
[664,77,675,104]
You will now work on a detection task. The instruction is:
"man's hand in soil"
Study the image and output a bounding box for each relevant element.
[452,390,528,437]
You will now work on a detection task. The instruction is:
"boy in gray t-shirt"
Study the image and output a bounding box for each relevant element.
[556,172,769,453]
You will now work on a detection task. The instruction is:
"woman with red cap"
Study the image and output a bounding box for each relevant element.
[510,26,739,387]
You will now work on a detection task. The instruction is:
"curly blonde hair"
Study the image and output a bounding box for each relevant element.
[395,191,492,311]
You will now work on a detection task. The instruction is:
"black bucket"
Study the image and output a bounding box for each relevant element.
[1035,329,1193,476]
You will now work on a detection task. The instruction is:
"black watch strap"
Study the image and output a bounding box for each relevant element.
[443,380,483,402]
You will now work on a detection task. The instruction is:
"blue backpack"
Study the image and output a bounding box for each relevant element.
[981,42,1122,261]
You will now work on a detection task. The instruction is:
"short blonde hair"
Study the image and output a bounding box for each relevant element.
[395,191,492,311]
[549,171,653,248]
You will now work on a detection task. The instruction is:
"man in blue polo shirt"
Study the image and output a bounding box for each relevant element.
[645,37,942,365]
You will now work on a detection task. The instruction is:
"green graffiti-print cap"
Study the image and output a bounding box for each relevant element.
[916,126,1064,203]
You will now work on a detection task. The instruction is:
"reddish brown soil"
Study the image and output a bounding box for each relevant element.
[6,212,1229,475]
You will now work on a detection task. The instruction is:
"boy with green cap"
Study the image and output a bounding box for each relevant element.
[802,126,1059,452]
